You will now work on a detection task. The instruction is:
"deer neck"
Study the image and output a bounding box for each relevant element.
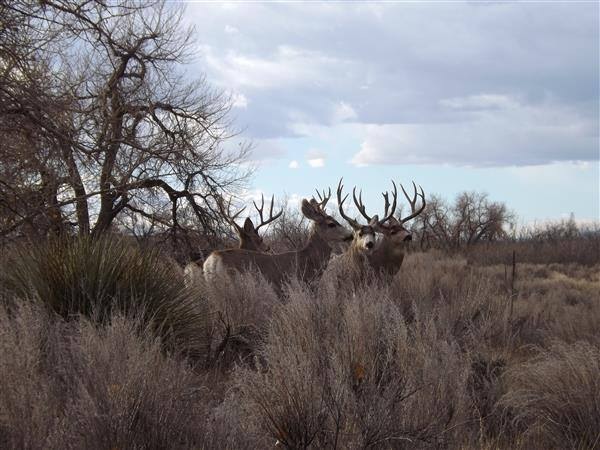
[297,228,332,278]
[370,236,405,273]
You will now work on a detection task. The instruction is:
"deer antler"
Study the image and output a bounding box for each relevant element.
[253,194,283,231]
[399,181,426,224]
[352,180,397,226]
[314,187,332,210]
[336,178,361,230]
[216,195,246,233]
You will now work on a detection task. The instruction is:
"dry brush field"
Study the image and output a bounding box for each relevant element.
[0,236,599,449]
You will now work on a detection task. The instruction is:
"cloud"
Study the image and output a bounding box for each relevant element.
[332,101,358,123]
[288,160,299,169]
[187,2,598,166]
[350,96,597,167]
[232,92,248,109]
[306,148,326,168]
[199,44,352,91]
[241,138,286,162]
[308,158,325,168]
[439,94,518,111]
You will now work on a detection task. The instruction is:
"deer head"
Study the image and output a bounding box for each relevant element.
[336,178,381,254]
[217,194,283,252]
[376,181,426,246]
[301,187,354,244]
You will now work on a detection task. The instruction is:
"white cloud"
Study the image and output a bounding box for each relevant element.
[439,94,518,110]
[332,101,358,123]
[350,100,597,167]
[244,138,286,162]
[288,160,300,169]
[306,148,326,168]
[307,158,325,168]
[199,44,353,90]
[232,92,248,108]
[188,2,597,165]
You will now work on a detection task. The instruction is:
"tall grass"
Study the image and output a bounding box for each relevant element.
[0,236,209,357]
[501,340,600,449]
[232,279,472,449]
[1,236,598,448]
[0,301,211,449]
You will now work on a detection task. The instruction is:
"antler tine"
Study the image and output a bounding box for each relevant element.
[352,186,372,222]
[337,178,360,229]
[315,187,331,210]
[216,194,246,231]
[254,193,283,231]
[380,180,398,224]
[399,181,426,224]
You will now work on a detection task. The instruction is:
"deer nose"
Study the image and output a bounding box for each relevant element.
[403,235,412,242]
[366,241,374,249]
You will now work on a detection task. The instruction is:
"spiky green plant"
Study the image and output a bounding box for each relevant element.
[1,236,208,358]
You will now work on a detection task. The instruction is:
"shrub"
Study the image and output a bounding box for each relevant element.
[501,340,600,449]
[0,236,209,357]
[234,279,471,448]
[199,270,279,369]
[0,301,211,449]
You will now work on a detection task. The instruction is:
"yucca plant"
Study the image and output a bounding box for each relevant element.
[0,236,209,359]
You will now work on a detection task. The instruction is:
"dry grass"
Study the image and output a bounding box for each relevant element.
[1,236,598,449]
[233,281,471,448]
[0,301,212,449]
[501,341,600,449]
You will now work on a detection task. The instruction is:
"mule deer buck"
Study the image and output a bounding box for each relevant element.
[356,181,426,279]
[331,178,397,282]
[184,194,283,285]
[203,189,353,291]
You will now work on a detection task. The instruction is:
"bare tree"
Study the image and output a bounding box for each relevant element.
[414,191,514,250]
[0,0,250,241]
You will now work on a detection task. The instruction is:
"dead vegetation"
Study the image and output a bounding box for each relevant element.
[0,236,599,449]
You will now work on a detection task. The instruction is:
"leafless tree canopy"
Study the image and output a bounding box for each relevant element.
[0,0,250,241]
[412,191,515,250]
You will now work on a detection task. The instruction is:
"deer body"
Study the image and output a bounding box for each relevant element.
[184,194,282,286]
[203,195,353,291]
[349,180,425,281]
[204,229,332,286]
[368,237,407,279]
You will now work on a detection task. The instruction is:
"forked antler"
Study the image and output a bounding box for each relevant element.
[216,195,247,233]
[352,180,398,225]
[399,181,426,223]
[337,178,361,230]
[253,194,283,231]
[314,187,332,210]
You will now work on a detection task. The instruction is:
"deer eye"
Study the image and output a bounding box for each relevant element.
[327,222,336,228]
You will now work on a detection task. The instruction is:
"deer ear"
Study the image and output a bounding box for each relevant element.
[301,199,321,221]
[369,215,379,227]
[243,218,255,232]
[390,216,402,226]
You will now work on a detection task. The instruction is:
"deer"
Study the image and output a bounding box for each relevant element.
[355,181,426,280]
[331,178,397,283]
[202,189,354,292]
[184,194,283,285]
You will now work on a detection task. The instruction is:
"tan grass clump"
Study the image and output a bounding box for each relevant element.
[0,300,211,449]
[233,279,472,448]
[501,340,600,449]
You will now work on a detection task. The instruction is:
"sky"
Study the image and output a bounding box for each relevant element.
[185,1,599,225]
